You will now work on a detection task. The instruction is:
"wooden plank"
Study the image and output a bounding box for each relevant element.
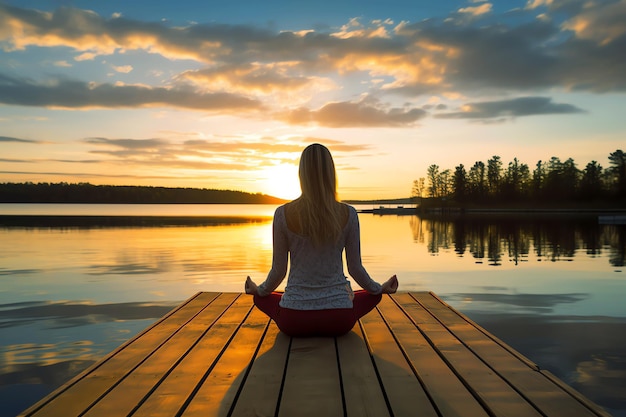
[427,292,538,370]
[377,296,490,417]
[540,370,613,417]
[278,337,344,417]
[134,297,260,416]
[23,292,225,417]
[180,306,270,417]
[229,321,290,417]
[20,292,612,417]
[412,292,603,417]
[336,323,391,417]
[360,306,439,417]
[83,294,251,416]
[394,293,544,417]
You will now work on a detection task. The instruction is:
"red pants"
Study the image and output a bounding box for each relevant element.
[253,290,382,337]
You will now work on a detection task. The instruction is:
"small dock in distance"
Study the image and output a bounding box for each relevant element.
[359,205,418,215]
[598,214,626,224]
[20,292,610,417]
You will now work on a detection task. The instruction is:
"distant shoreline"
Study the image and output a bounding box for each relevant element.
[0,201,281,205]
[0,182,287,205]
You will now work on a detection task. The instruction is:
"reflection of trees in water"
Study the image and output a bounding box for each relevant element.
[408,216,425,245]
[604,225,626,267]
[504,224,531,266]
[410,216,626,267]
[410,216,454,254]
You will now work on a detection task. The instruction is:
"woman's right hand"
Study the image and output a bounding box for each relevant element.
[381,275,398,294]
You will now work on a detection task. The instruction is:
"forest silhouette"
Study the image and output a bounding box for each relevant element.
[414,149,626,207]
[0,182,286,204]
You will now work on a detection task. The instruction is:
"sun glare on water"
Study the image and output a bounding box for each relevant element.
[262,163,301,200]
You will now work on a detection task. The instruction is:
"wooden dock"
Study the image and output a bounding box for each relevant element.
[19,292,610,417]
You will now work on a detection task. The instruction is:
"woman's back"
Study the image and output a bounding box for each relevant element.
[284,200,349,236]
[261,203,382,310]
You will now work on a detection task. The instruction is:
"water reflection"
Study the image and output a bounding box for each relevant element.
[0,300,177,328]
[0,300,177,416]
[1,210,625,416]
[410,215,626,268]
[445,292,590,314]
[463,310,626,414]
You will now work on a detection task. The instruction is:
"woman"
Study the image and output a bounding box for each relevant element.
[245,143,398,337]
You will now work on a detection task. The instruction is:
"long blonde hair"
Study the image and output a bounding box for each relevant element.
[292,143,344,246]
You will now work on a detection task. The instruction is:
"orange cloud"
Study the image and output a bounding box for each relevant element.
[280,99,427,128]
[562,0,626,45]
[178,63,317,94]
[458,3,493,16]
[80,136,372,172]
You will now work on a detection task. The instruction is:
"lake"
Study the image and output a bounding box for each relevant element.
[1,204,625,416]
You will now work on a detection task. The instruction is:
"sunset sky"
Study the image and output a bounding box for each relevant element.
[1,0,624,200]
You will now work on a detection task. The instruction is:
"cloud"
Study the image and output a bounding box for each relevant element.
[0,73,263,111]
[0,1,624,115]
[49,159,102,164]
[332,17,395,39]
[0,268,40,276]
[0,135,41,143]
[300,137,373,153]
[458,3,493,17]
[79,135,373,172]
[525,0,552,10]
[53,60,71,67]
[177,63,325,96]
[84,137,256,170]
[85,137,168,149]
[87,136,304,155]
[0,4,274,62]
[0,169,221,182]
[1,136,371,181]
[75,52,97,61]
[436,96,585,119]
[387,6,626,94]
[111,64,133,73]
[281,98,428,127]
[181,139,305,155]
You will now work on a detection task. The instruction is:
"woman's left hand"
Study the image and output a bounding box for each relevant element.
[245,276,259,295]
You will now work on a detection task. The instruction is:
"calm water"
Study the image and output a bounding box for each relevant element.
[1,204,625,416]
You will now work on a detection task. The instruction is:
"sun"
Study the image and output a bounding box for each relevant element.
[262,163,301,200]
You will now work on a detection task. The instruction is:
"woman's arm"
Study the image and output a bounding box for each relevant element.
[344,207,384,294]
[255,208,289,296]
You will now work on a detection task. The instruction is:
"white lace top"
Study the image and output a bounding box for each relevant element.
[257,204,382,310]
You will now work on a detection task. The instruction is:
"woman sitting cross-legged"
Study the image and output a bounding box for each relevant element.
[245,143,398,337]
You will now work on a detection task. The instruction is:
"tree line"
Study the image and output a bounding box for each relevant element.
[412,149,626,206]
[0,182,286,204]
